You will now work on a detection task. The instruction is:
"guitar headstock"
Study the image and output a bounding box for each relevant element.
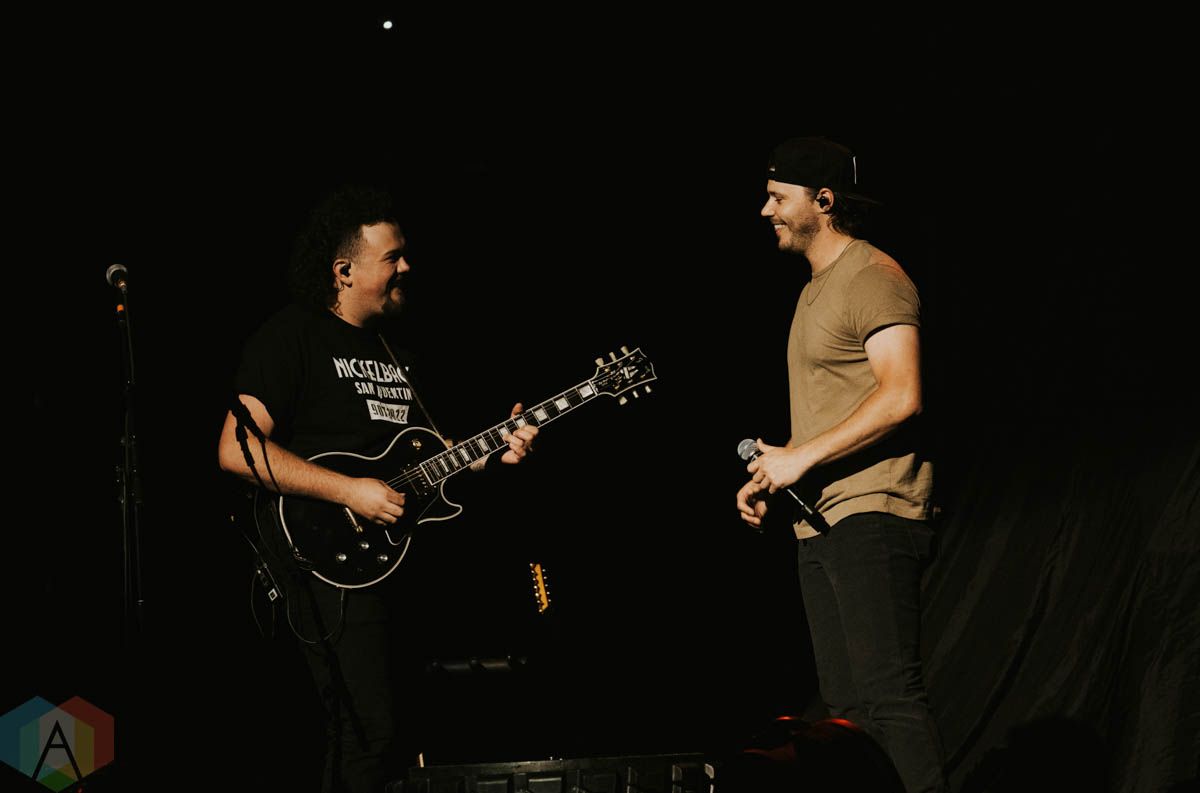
[590,346,656,404]
[530,562,551,614]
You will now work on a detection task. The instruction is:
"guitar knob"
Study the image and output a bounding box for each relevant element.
[335,553,347,563]
[359,541,370,550]
[620,346,630,354]
[377,554,389,564]
[595,357,605,367]
[619,396,628,406]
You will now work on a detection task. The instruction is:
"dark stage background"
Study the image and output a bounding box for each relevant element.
[8,13,1197,793]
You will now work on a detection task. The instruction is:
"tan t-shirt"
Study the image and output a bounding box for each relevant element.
[787,239,934,538]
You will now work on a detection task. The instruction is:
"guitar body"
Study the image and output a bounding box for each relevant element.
[264,425,460,589]
[251,346,656,590]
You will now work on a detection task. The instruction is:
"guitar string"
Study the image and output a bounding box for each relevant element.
[324,368,639,494]
[375,368,646,490]
[381,386,606,489]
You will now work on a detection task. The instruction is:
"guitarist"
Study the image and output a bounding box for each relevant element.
[217,184,537,793]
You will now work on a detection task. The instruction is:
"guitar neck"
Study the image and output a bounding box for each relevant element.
[419,378,601,484]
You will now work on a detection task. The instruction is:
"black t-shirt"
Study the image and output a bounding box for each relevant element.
[234,303,430,459]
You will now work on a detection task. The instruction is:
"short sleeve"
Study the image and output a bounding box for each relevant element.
[232,313,305,439]
[845,263,921,343]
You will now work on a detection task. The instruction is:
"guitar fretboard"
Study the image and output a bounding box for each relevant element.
[418,379,600,484]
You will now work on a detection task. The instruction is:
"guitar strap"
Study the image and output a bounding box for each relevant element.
[377,332,446,440]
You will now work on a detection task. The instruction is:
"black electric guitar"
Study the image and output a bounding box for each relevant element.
[260,347,655,589]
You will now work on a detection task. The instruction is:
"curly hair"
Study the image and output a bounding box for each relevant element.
[288,184,400,311]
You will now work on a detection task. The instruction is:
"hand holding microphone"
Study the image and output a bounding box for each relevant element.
[737,438,830,534]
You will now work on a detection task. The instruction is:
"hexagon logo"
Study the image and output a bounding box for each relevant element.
[0,696,114,790]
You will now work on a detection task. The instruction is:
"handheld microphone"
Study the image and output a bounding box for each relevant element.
[106,264,129,291]
[738,439,830,533]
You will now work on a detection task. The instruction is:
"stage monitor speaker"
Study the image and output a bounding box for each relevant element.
[391,753,712,793]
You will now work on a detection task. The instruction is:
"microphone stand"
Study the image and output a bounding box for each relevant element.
[107,264,147,787]
[113,280,144,638]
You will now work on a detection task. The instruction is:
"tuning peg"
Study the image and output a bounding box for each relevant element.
[595,357,605,366]
[644,385,652,394]
[609,351,618,361]
[620,345,630,354]
[619,396,628,406]
[632,390,640,399]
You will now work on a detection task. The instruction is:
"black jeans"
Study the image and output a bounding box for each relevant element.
[797,511,947,793]
[291,577,401,793]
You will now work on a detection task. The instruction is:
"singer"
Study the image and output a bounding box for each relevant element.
[735,138,945,793]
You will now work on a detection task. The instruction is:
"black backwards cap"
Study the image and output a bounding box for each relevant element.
[768,136,880,204]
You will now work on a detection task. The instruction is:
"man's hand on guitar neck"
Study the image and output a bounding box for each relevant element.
[467,402,539,472]
[499,402,538,463]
